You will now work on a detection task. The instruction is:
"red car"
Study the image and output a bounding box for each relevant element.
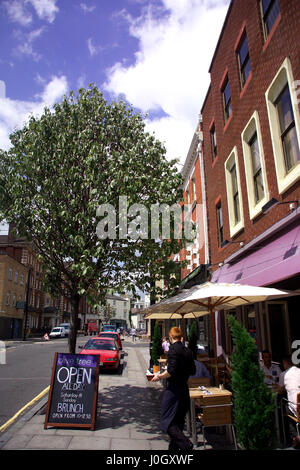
[98,331,123,350]
[79,337,121,371]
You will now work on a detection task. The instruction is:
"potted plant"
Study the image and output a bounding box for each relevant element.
[152,321,163,374]
[227,314,276,450]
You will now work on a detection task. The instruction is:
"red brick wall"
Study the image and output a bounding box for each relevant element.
[201,0,300,270]
[180,154,207,280]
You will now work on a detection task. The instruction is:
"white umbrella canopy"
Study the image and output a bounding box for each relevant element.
[143,282,297,318]
[143,281,298,383]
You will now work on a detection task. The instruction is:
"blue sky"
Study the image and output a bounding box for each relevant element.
[0,0,229,160]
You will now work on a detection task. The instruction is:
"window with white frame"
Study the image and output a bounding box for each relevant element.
[225,147,244,237]
[6,291,10,305]
[8,267,13,281]
[265,58,300,194]
[241,111,269,219]
[20,274,24,286]
[12,293,16,307]
[14,271,18,283]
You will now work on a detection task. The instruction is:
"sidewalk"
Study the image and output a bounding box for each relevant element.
[0,339,233,450]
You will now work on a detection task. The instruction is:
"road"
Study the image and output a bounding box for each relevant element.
[0,336,93,427]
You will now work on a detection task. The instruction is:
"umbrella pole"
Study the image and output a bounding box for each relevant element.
[210,308,219,386]
[181,316,185,342]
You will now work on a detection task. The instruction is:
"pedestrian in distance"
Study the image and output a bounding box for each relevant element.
[162,336,170,353]
[152,326,196,451]
[131,328,137,342]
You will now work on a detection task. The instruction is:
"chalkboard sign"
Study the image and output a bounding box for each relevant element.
[44,352,99,430]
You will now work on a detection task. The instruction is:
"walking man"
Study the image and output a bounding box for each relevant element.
[131,328,137,342]
[152,326,195,450]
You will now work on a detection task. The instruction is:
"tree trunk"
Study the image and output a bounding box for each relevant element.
[69,293,80,354]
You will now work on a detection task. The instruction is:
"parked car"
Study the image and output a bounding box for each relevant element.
[49,326,66,339]
[59,323,70,336]
[102,324,116,332]
[98,331,122,350]
[79,337,121,371]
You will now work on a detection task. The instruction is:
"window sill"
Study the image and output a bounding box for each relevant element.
[263,13,281,53]
[240,71,253,99]
[223,113,233,133]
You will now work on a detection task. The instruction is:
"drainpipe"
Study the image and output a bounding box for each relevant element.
[196,114,210,265]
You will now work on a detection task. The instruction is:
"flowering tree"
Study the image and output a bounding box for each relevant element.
[0,85,186,353]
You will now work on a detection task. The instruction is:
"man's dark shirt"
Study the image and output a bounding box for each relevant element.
[167,341,196,384]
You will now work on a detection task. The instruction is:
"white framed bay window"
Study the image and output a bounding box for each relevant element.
[225,147,244,237]
[265,58,300,194]
[241,111,269,219]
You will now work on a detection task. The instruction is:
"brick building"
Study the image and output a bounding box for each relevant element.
[0,252,28,339]
[200,0,300,361]
[0,229,44,335]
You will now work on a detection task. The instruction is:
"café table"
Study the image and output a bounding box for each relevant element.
[187,386,236,448]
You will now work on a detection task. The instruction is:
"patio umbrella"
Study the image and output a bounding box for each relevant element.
[143,282,298,383]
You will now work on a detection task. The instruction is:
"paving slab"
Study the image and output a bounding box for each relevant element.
[68,436,112,450]
[26,435,72,450]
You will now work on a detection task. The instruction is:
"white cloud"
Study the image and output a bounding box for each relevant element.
[80,3,96,14]
[87,37,103,57]
[104,0,230,162]
[4,0,32,26]
[14,27,45,61]
[0,75,68,151]
[3,0,59,25]
[27,0,59,23]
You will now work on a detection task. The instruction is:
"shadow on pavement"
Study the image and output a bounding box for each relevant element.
[96,384,163,436]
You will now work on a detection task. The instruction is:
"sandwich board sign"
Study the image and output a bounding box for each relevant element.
[44,352,99,430]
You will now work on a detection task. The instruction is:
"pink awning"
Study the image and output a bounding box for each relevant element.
[211,222,300,286]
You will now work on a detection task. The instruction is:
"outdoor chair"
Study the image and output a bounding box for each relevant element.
[196,398,237,449]
[281,392,300,446]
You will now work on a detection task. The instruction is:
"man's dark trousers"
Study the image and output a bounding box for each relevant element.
[167,402,193,451]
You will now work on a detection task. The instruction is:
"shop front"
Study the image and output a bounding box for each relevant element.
[212,213,300,362]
